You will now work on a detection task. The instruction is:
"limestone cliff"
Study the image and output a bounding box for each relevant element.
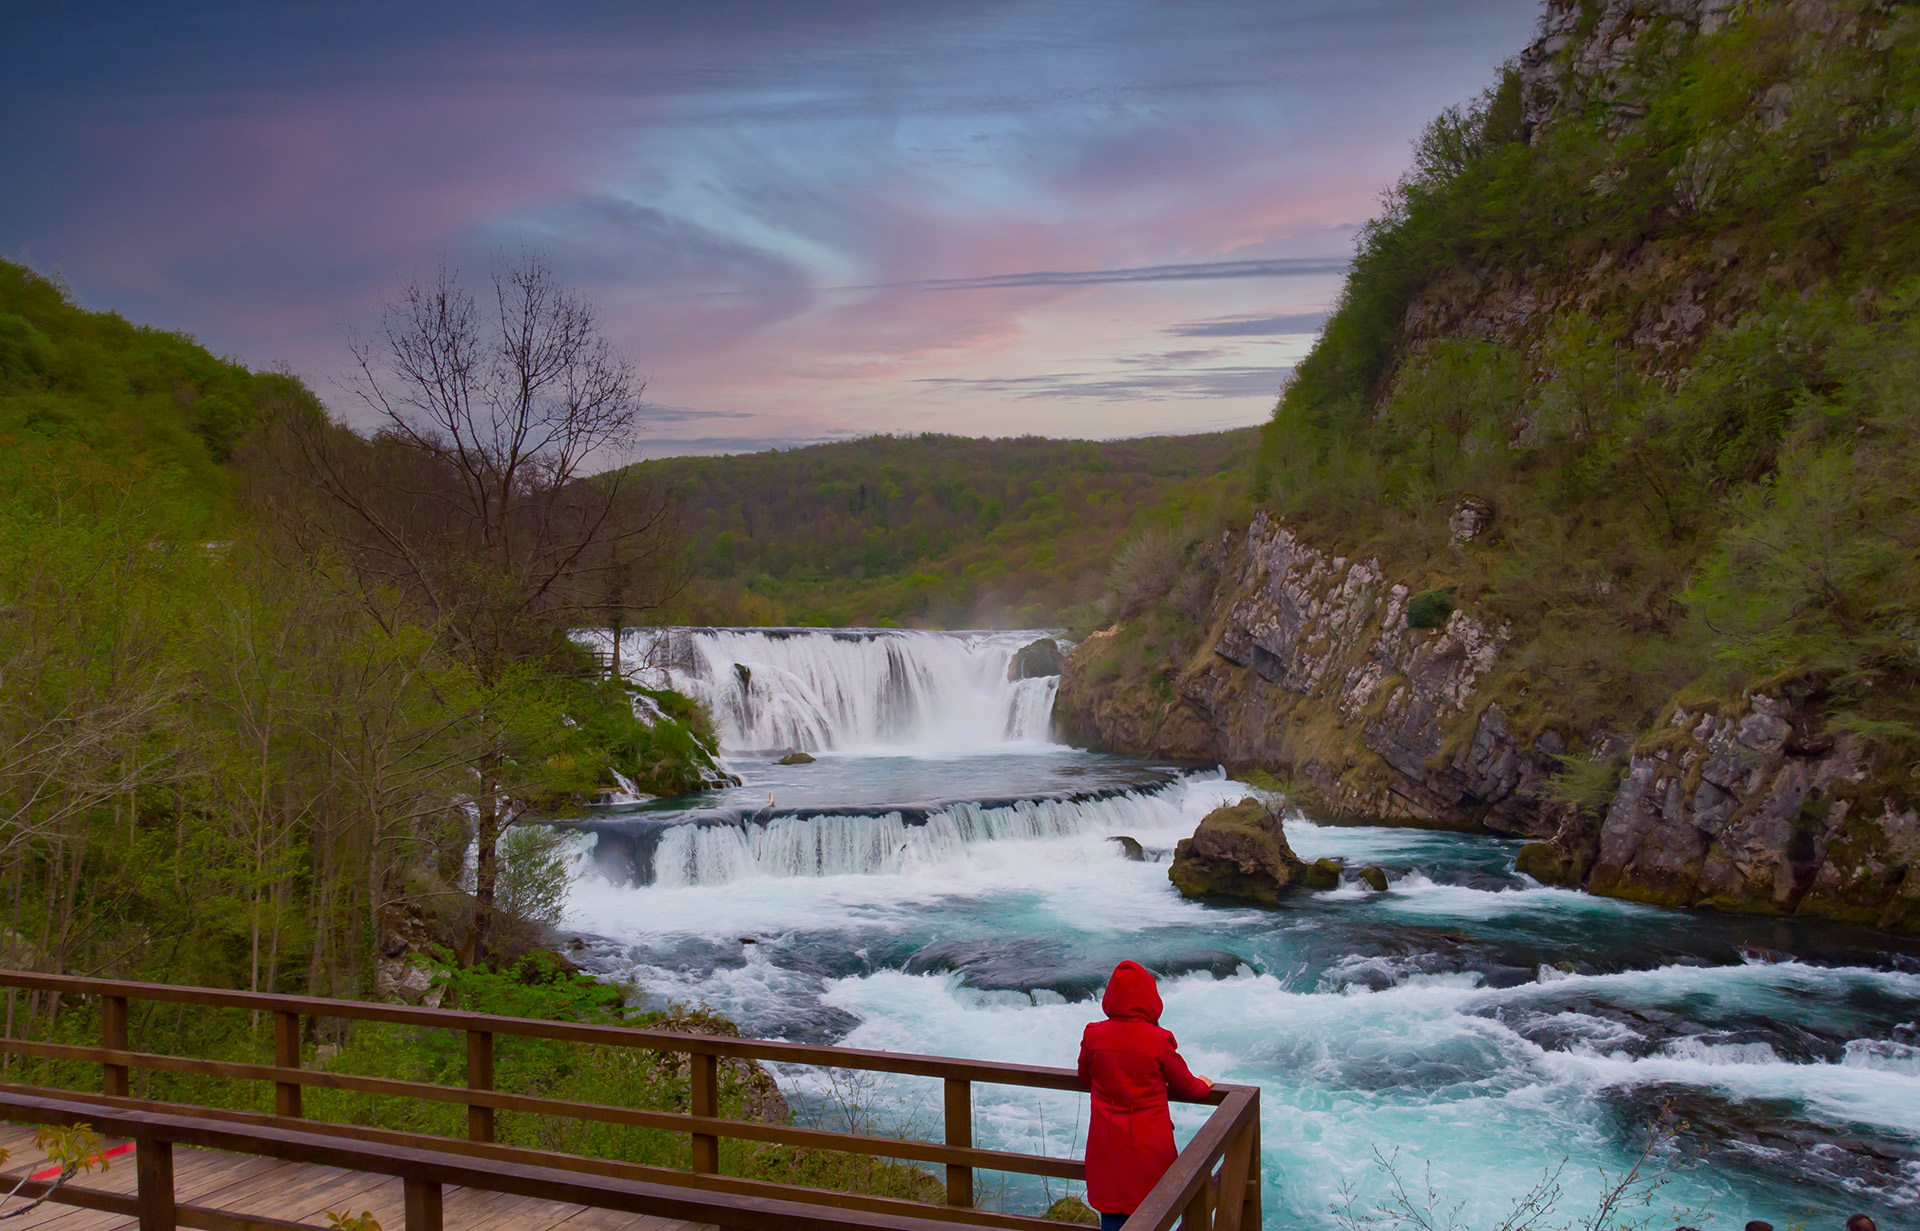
[1582,699,1920,932]
[1057,516,1920,933]
[1059,0,1920,934]
[1058,512,1561,836]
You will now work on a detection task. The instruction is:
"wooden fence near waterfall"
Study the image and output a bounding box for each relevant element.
[0,970,1261,1231]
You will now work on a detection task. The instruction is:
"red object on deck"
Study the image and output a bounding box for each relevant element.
[29,1140,134,1181]
[1078,961,1212,1216]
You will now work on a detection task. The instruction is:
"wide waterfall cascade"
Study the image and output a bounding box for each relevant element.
[608,627,1061,753]
[583,777,1212,887]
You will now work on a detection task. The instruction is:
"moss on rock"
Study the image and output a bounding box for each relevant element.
[1168,798,1307,906]
[1300,858,1343,891]
[1517,840,1587,887]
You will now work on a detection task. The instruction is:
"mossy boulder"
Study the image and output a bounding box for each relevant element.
[1357,865,1389,892]
[1300,858,1343,891]
[776,751,815,765]
[1108,835,1146,861]
[1009,637,1065,680]
[1168,798,1307,906]
[1043,1196,1100,1224]
[1517,840,1586,887]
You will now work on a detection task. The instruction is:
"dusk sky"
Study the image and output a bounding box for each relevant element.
[3,1,1540,457]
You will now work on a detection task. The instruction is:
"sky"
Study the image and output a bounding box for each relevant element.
[1,1,1541,457]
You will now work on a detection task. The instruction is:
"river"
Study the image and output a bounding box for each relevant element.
[560,627,1920,1229]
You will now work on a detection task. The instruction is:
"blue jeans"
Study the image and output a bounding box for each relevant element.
[1099,1214,1129,1231]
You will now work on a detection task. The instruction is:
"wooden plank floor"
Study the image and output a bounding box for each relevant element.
[0,1123,713,1231]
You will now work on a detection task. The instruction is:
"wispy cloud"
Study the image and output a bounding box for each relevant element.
[914,366,1291,402]
[2,0,1540,455]
[638,403,759,425]
[847,258,1349,295]
[1167,311,1331,337]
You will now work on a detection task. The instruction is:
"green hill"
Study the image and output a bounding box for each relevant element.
[1253,0,1920,766]
[643,429,1256,628]
[0,262,721,995]
[1058,0,1920,931]
[0,261,306,518]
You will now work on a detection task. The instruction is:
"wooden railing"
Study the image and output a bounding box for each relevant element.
[0,970,1261,1231]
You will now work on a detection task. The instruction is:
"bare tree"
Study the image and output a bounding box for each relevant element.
[299,249,676,666]
[287,249,679,963]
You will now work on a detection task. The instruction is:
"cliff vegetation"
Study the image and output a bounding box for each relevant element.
[1061,0,1920,931]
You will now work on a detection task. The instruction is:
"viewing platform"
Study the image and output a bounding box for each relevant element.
[0,971,1260,1231]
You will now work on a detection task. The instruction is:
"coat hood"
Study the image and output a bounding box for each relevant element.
[1101,960,1162,1023]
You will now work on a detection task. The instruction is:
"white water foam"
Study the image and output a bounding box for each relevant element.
[599,627,1060,753]
[565,800,1920,1225]
[556,626,1920,1227]
[648,781,1212,886]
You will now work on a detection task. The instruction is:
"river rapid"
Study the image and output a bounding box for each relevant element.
[560,628,1920,1229]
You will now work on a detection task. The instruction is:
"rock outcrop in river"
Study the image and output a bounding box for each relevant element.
[1168,798,1309,905]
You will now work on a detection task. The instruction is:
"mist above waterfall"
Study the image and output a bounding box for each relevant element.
[612,627,1061,753]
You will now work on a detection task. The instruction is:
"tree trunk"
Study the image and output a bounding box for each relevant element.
[465,772,503,966]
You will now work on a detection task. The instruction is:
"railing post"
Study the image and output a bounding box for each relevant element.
[1179,1180,1211,1231]
[102,994,129,1097]
[1214,1117,1257,1231]
[136,1137,175,1231]
[1242,1102,1262,1231]
[944,1077,973,1208]
[689,1049,719,1173]
[467,1029,494,1143]
[403,1175,443,1231]
[272,1010,301,1118]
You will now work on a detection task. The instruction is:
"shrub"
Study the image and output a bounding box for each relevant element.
[1106,528,1188,618]
[1406,588,1455,630]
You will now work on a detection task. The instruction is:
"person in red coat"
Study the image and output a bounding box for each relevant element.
[1078,961,1213,1231]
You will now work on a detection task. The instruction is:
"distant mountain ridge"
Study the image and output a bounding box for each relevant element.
[637,429,1255,629]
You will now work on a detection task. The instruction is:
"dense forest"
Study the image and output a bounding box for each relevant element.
[640,429,1255,629]
[0,257,720,1003]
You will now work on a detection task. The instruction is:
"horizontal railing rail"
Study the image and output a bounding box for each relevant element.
[0,1087,982,1231]
[0,970,1089,1087]
[0,969,1261,1231]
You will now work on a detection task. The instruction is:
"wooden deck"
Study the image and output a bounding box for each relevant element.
[0,970,1261,1231]
[0,1124,712,1231]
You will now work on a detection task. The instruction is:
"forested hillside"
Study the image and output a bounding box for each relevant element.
[0,258,718,1003]
[1252,0,1920,757]
[644,430,1255,628]
[1060,0,1920,931]
[0,263,294,512]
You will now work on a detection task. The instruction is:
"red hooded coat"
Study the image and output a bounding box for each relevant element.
[1078,961,1212,1215]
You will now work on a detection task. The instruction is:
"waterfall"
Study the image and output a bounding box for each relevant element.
[583,779,1213,887]
[604,627,1063,753]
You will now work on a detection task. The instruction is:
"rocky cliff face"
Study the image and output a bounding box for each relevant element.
[1058,0,1920,935]
[1057,513,1920,934]
[1576,698,1920,932]
[1058,512,1562,836]
[1401,0,1882,371]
